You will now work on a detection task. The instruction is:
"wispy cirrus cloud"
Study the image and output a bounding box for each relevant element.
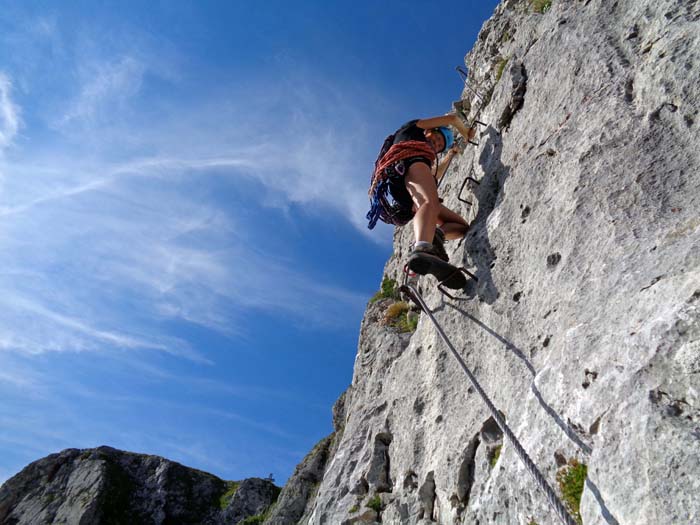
[0,292,205,361]
[58,55,146,127]
[0,73,20,153]
[0,60,374,356]
[0,157,366,356]
[0,47,379,358]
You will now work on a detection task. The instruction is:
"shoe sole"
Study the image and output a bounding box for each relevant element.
[408,253,467,290]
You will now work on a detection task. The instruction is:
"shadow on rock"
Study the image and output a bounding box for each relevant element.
[585,478,621,525]
[459,126,509,304]
[445,302,593,456]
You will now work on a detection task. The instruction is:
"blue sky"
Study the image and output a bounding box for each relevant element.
[0,1,499,485]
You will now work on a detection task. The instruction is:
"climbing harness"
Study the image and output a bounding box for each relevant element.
[366,140,437,230]
[399,283,579,525]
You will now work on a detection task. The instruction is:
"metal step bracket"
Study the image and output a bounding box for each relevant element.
[436,267,478,300]
[458,164,481,206]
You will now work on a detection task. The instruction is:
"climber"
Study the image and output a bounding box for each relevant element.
[367,114,476,289]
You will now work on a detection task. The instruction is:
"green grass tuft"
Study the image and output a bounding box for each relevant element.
[495,57,509,82]
[349,504,359,513]
[398,311,419,333]
[240,515,265,525]
[219,481,240,510]
[370,276,399,303]
[489,445,502,468]
[239,501,278,525]
[529,0,552,13]
[366,494,382,513]
[556,459,587,524]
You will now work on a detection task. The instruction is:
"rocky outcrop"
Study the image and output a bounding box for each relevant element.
[224,478,281,524]
[0,446,279,525]
[278,0,700,524]
[265,435,334,525]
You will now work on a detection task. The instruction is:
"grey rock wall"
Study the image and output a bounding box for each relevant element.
[295,0,700,524]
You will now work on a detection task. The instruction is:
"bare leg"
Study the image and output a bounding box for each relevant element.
[404,162,439,244]
[437,205,469,240]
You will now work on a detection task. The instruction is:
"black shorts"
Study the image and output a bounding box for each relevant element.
[386,156,433,222]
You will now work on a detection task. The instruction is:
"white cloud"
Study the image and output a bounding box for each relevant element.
[58,56,146,126]
[0,293,207,362]
[0,368,40,390]
[0,73,20,153]
[0,146,367,357]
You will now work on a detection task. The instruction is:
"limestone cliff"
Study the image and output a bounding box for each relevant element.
[0,446,280,524]
[273,0,700,524]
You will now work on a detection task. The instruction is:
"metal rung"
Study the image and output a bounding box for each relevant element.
[455,66,486,103]
[437,267,478,300]
[458,173,480,205]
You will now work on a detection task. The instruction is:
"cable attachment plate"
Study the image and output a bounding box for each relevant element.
[399,283,424,312]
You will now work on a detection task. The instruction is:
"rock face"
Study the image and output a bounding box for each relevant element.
[224,478,281,524]
[275,0,700,524]
[0,446,279,524]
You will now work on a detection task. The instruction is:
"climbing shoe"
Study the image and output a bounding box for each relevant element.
[408,242,442,260]
[407,244,466,290]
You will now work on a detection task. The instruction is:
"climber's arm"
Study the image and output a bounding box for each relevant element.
[417,114,476,141]
[435,146,459,182]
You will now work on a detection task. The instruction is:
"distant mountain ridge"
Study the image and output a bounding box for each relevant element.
[0,446,279,524]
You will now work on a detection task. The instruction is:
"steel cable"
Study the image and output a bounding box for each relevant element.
[401,283,578,525]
